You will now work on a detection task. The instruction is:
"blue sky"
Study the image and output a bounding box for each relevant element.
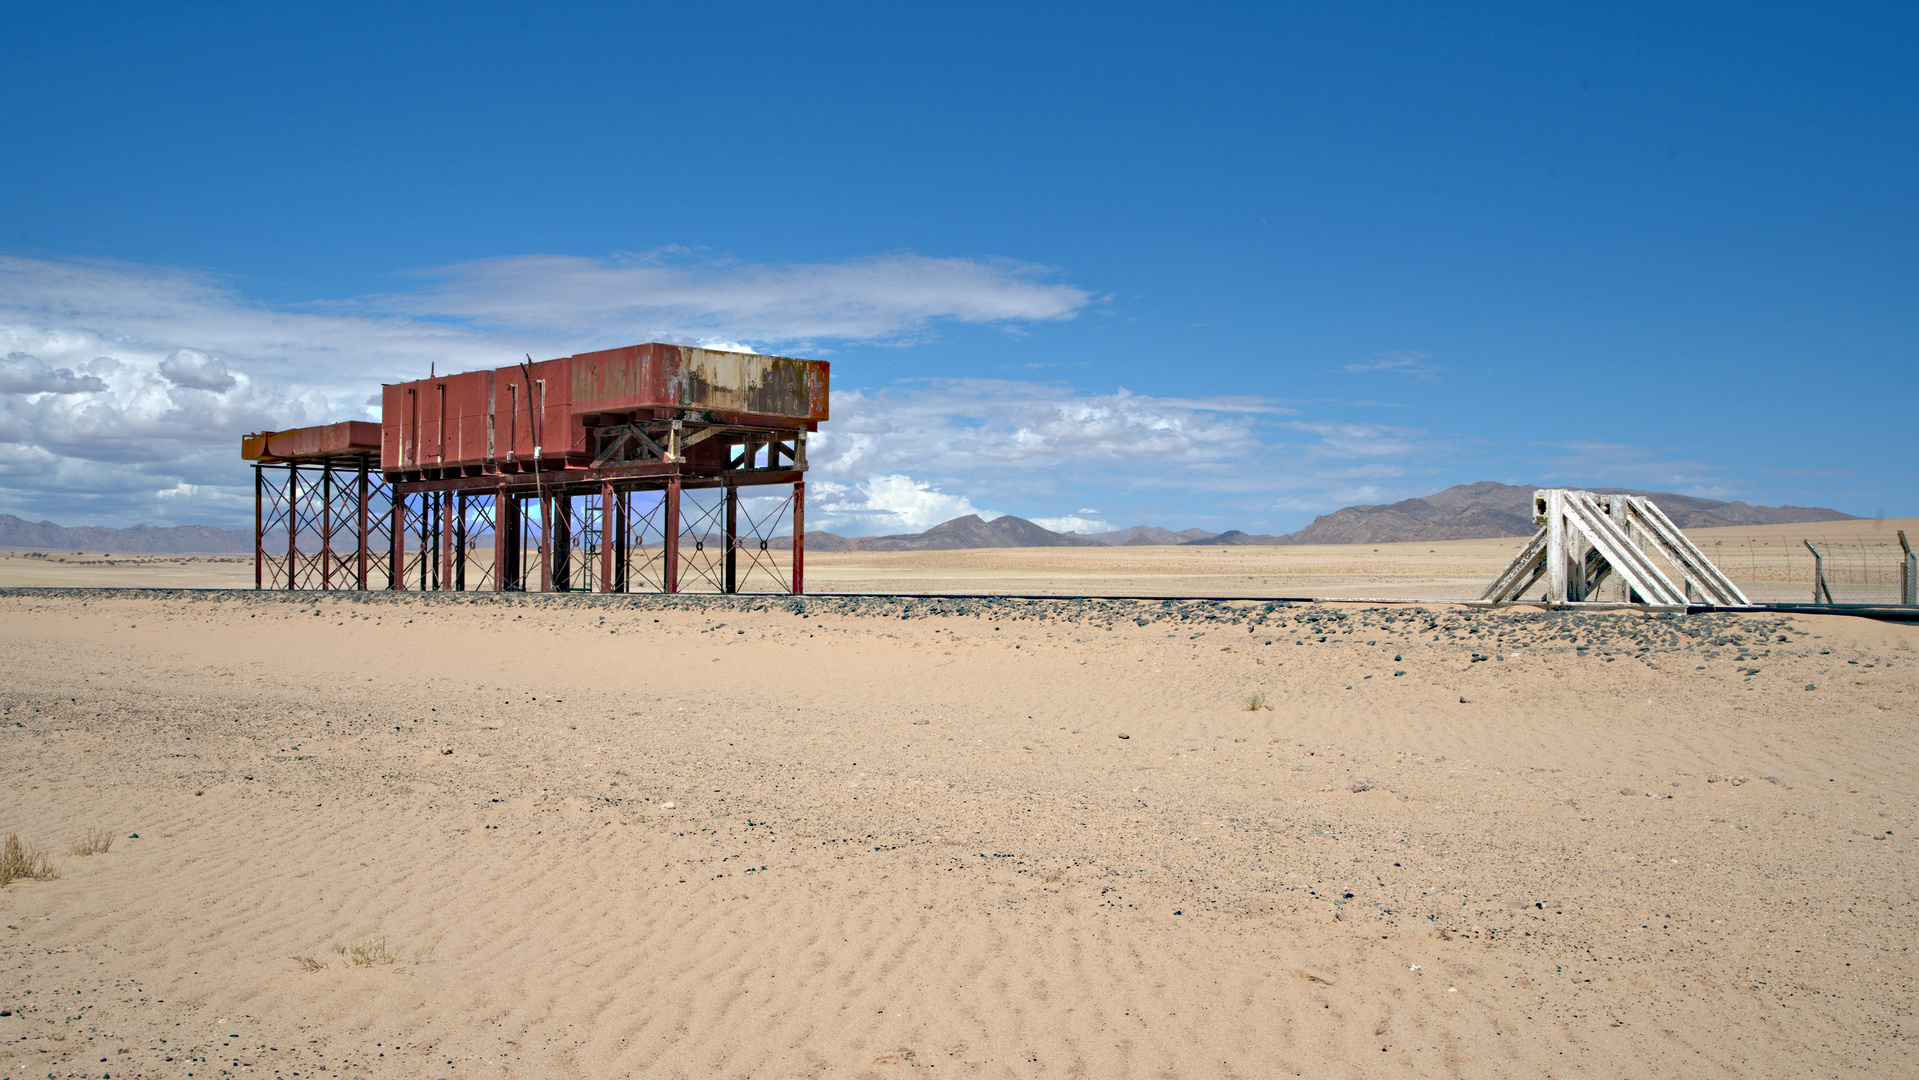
[2,2,1913,534]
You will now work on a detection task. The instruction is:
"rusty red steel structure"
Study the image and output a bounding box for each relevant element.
[242,343,828,594]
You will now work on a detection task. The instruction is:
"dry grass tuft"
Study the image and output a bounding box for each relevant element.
[1242,693,1270,712]
[1,832,59,886]
[290,955,327,972]
[69,828,114,857]
[332,937,395,966]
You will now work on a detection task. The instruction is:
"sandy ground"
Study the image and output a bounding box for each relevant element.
[2,589,1916,1078]
[5,517,1910,599]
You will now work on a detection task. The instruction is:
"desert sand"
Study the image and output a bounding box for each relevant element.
[4,516,1910,599]
[2,586,1916,1078]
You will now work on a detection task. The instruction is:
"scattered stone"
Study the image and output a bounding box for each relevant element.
[1117,733,1130,740]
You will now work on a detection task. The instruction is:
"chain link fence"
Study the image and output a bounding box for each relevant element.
[1702,531,1917,606]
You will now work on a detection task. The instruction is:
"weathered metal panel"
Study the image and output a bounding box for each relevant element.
[380,343,826,473]
[242,421,381,462]
[569,343,829,422]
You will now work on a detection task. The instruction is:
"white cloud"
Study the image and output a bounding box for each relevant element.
[810,474,996,535]
[793,381,1452,534]
[1280,419,1425,459]
[368,249,1091,345]
[0,251,1091,527]
[1028,514,1112,534]
[1343,350,1441,380]
[0,352,108,394]
[157,348,237,391]
[0,251,1474,534]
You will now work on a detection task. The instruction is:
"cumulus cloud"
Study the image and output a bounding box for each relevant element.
[156,348,237,391]
[370,249,1091,345]
[797,380,1444,534]
[0,352,109,394]
[809,474,997,535]
[0,251,1095,527]
[0,250,1462,533]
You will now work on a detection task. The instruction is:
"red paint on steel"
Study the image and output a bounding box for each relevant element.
[381,345,827,474]
[242,421,381,462]
[321,464,333,590]
[600,480,615,592]
[285,464,299,589]
[356,462,370,589]
[792,480,804,595]
[724,485,738,594]
[664,478,681,594]
[253,465,263,589]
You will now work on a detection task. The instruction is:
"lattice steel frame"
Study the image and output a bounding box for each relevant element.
[253,455,396,590]
[256,446,807,595]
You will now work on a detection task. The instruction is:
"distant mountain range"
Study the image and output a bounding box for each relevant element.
[1078,525,1219,546]
[0,482,1855,557]
[806,514,1106,552]
[1270,481,1854,545]
[0,513,254,554]
[804,481,1855,552]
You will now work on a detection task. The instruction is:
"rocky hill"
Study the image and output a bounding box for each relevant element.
[1266,481,1855,545]
[1075,525,1219,546]
[857,515,1105,552]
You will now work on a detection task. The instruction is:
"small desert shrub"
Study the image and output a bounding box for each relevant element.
[69,828,114,857]
[332,937,395,966]
[1,832,59,886]
[1242,693,1270,712]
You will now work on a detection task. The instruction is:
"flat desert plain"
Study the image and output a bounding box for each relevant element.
[2,588,1917,1079]
[5,515,1913,598]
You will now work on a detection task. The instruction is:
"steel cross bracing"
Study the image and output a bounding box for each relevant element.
[369,474,804,596]
[248,422,810,594]
[253,457,394,590]
[1477,489,1751,610]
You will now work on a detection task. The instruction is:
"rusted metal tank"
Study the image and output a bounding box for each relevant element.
[241,421,382,462]
[569,343,829,422]
[380,344,828,474]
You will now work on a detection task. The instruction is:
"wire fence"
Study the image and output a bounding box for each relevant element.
[1703,532,1917,606]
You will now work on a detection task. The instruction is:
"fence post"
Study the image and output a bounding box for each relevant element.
[1804,540,1833,605]
[1901,530,1916,606]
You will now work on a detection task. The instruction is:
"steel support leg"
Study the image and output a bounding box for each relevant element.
[286,464,300,589]
[614,490,628,592]
[554,496,573,592]
[792,480,805,595]
[664,478,681,594]
[321,462,333,590]
[390,490,405,590]
[599,481,615,592]
[494,487,509,591]
[454,494,468,591]
[253,464,264,590]
[724,484,738,594]
[538,492,552,593]
[356,460,370,589]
